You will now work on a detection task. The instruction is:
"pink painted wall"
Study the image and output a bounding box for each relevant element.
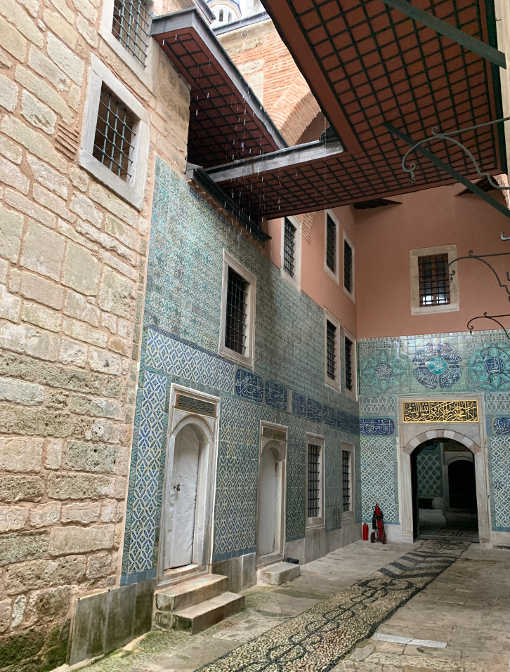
[264,205,358,337]
[355,184,510,339]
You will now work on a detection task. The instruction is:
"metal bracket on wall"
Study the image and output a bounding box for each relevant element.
[379,0,506,69]
[384,120,510,221]
[446,250,510,299]
[467,313,510,339]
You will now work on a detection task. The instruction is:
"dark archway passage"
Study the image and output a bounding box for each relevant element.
[411,438,478,542]
[448,460,477,510]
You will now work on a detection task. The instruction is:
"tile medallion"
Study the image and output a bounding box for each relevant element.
[235,369,264,402]
[360,418,395,435]
[360,349,407,394]
[494,417,510,435]
[469,342,510,391]
[307,398,323,423]
[292,392,307,417]
[265,380,288,410]
[412,342,462,390]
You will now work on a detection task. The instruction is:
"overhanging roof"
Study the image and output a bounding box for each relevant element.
[151,9,286,169]
[207,0,506,218]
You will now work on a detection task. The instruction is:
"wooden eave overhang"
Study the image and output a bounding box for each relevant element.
[151,8,287,169]
[208,0,507,218]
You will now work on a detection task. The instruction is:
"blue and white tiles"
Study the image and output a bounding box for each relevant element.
[358,330,510,530]
[121,159,361,582]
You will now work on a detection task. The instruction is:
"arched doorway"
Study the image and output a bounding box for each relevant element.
[410,438,478,541]
[258,445,278,557]
[257,427,287,566]
[166,424,201,568]
[160,387,219,584]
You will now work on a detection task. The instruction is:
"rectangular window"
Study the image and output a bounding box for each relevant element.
[326,214,336,273]
[342,450,351,512]
[225,267,247,355]
[93,84,136,182]
[345,335,353,392]
[418,254,450,307]
[307,444,321,518]
[283,218,296,277]
[344,238,353,294]
[219,251,256,368]
[326,320,337,381]
[112,0,151,66]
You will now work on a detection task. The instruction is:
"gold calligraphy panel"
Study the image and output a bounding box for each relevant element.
[402,400,478,423]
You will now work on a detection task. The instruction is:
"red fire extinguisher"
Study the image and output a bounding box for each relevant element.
[362,522,369,540]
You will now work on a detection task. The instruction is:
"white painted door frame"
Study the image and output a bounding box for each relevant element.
[158,385,220,585]
[397,393,491,545]
[256,422,287,568]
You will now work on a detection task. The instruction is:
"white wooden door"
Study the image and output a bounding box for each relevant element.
[258,447,277,556]
[167,425,200,568]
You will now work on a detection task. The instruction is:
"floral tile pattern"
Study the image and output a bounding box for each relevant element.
[359,329,510,530]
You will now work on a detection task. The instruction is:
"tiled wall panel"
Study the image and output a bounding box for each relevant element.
[359,333,510,531]
[121,160,360,581]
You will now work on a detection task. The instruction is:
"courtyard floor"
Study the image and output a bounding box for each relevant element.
[78,540,510,672]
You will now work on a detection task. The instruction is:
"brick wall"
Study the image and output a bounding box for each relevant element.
[219,19,320,146]
[0,0,190,665]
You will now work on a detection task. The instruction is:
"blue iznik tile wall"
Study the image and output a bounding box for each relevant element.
[358,333,510,533]
[120,159,360,583]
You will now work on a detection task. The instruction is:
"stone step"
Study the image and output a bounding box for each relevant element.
[258,561,301,585]
[173,592,245,635]
[155,574,228,613]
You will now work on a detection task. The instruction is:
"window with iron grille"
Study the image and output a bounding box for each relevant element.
[342,450,351,511]
[326,214,336,273]
[283,218,296,277]
[93,85,136,181]
[326,320,336,381]
[225,267,248,355]
[112,0,151,66]
[344,238,353,293]
[345,336,353,392]
[418,254,450,307]
[307,444,321,518]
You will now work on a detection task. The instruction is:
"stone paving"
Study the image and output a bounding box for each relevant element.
[77,540,510,672]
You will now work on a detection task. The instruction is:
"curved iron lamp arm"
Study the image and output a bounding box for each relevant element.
[467,313,510,340]
[446,250,510,300]
[402,117,510,187]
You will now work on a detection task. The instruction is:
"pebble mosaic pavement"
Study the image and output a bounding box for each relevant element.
[198,539,466,672]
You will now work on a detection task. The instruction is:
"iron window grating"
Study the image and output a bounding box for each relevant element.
[225,267,248,355]
[283,218,296,277]
[112,0,151,66]
[308,444,321,518]
[93,85,136,181]
[326,320,336,381]
[342,450,351,512]
[344,238,353,293]
[326,214,336,273]
[345,336,354,392]
[418,254,451,307]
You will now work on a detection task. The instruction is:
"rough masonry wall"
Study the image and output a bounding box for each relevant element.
[0,0,190,666]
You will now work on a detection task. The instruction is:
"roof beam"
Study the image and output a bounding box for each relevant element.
[206,139,344,183]
[380,0,506,69]
[384,122,510,220]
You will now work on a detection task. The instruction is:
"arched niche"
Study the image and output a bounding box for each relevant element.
[158,385,220,585]
[256,423,287,567]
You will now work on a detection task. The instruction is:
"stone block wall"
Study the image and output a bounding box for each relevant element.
[0,0,190,666]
